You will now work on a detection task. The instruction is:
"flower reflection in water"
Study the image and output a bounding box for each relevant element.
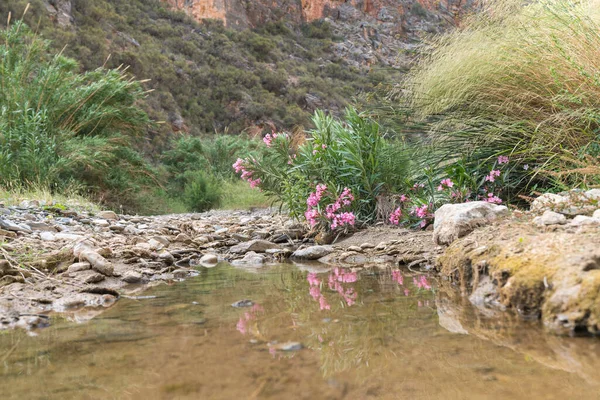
[235,304,264,335]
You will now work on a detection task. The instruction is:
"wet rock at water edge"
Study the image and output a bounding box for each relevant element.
[232,299,254,308]
[232,251,265,266]
[291,245,333,260]
[173,269,190,279]
[199,253,218,266]
[230,239,281,254]
[433,202,509,245]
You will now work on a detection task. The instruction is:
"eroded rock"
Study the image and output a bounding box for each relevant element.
[434,202,509,245]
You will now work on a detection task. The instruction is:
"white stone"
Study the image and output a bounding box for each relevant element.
[230,239,280,254]
[40,231,56,241]
[291,245,334,260]
[570,215,600,226]
[530,193,567,212]
[533,210,567,226]
[96,210,118,220]
[433,201,509,245]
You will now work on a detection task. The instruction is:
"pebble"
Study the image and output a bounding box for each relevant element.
[232,299,254,308]
[173,269,189,279]
[199,253,218,265]
[67,262,91,274]
[97,211,118,220]
[533,210,567,226]
[122,271,143,283]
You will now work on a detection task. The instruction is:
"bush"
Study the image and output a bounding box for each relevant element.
[182,171,222,212]
[233,108,410,227]
[0,20,152,208]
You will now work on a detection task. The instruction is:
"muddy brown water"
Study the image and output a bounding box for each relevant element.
[1,263,599,399]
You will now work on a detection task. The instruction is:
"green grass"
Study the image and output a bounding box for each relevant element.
[219,180,270,210]
[404,0,600,194]
[0,185,100,212]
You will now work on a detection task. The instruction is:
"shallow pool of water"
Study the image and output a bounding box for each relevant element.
[1,263,599,399]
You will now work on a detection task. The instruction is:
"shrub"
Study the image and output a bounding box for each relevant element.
[233,108,410,227]
[0,20,152,208]
[182,171,222,212]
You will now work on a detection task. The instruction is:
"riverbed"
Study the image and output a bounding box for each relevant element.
[1,262,598,399]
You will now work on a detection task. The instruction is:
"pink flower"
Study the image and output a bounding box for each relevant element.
[322,144,327,149]
[304,209,320,227]
[263,134,273,147]
[437,178,454,191]
[248,178,261,188]
[312,149,318,155]
[484,193,503,204]
[498,155,509,164]
[236,316,248,334]
[232,158,245,173]
[414,204,429,219]
[319,295,331,310]
[399,194,408,202]
[389,207,402,225]
[485,170,501,182]
[413,275,432,290]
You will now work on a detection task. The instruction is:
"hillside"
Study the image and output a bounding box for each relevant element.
[0,0,476,152]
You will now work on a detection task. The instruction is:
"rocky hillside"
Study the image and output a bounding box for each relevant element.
[1,0,475,153]
[165,0,479,69]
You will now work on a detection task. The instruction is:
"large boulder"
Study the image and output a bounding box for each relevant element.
[433,202,509,245]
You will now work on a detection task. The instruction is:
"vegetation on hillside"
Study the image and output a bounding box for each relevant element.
[0,0,388,152]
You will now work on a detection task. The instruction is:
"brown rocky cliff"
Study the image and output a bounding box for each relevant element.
[162,0,478,29]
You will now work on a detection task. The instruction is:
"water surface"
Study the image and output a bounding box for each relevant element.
[1,263,599,399]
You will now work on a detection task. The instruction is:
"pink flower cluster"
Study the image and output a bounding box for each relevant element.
[262,132,287,147]
[307,184,327,207]
[304,185,356,230]
[232,158,261,189]
[389,207,402,225]
[497,155,509,164]
[485,169,501,182]
[437,178,454,192]
[412,204,433,228]
[413,275,432,290]
[392,270,404,285]
[484,192,502,204]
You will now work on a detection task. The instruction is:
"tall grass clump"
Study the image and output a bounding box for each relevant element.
[406,0,600,193]
[0,18,152,208]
